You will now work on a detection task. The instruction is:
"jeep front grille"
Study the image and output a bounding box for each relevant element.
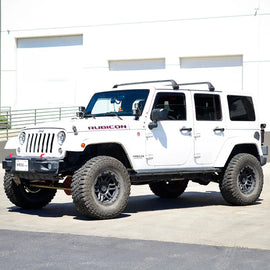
[25,132,56,154]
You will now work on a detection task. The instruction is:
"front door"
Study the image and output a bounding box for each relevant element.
[146,92,193,167]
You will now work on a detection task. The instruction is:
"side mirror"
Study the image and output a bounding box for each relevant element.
[132,100,145,120]
[148,108,168,130]
[76,106,85,118]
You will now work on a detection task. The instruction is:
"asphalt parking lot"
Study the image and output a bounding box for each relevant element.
[1,165,270,269]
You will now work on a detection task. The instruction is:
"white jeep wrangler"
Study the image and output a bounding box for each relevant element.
[2,80,268,219]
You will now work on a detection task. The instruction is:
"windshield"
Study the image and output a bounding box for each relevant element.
[85,89,149,117]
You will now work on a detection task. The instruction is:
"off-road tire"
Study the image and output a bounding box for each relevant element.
[3,172,57,209]
[149,180,189,198]
[220,153,263,205]
[71,156,131,219]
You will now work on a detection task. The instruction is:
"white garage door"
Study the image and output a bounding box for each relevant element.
[180,55,243,91]
[17,35,83,109]
[109,58,165,71]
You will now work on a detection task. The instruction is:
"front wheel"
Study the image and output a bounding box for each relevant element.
[71,156,131,219]
[3,173,57,209]
[219,153,263,205]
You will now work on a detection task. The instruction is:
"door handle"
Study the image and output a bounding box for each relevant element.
[180,127,192,132]
[213,128,225,132]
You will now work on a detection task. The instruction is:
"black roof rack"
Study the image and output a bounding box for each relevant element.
[177,82,215,91]
[113,80,215,91]
[113,80,179,90]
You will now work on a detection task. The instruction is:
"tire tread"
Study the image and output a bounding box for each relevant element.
[71,156,131,219]
[220,153,263,205]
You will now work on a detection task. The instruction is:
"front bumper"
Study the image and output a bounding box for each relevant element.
[2,156,61,180]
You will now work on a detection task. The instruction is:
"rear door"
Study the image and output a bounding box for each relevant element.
[193,92,226,165]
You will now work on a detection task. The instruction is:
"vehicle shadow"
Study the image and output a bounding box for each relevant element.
[7,190,262,220]
[124,191,227,214]
[8,202,81,219]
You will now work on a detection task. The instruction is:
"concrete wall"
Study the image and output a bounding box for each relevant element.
[0,140,14,162]
[1,0,270,129]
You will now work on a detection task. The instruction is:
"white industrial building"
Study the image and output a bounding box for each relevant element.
[1,0,270,128]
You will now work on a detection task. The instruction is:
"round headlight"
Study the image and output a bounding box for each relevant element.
[19,132,26,145]
[57,131,66,145]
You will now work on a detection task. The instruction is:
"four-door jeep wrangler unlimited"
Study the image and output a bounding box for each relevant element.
[2,80,268,219]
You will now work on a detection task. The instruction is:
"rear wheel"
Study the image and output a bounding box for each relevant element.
[3,173,57,209]
[71,156,131,219]
[149,180,189,198]
[220,153,263,205]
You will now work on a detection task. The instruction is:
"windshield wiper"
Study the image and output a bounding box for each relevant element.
[104,112,122,120]
[84,113,96,119]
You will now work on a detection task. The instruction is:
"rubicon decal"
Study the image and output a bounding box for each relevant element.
[88,125,129,131]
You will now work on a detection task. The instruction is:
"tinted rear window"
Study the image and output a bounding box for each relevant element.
[227,95,255,121]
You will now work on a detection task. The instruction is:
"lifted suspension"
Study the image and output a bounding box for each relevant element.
[27,176,72,195]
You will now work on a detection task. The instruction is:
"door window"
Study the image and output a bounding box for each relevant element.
[194,94,222,121]
[152,93,186,120]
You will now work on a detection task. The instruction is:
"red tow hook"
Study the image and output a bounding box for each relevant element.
[63,176,72,195]
[9,153,15,158]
